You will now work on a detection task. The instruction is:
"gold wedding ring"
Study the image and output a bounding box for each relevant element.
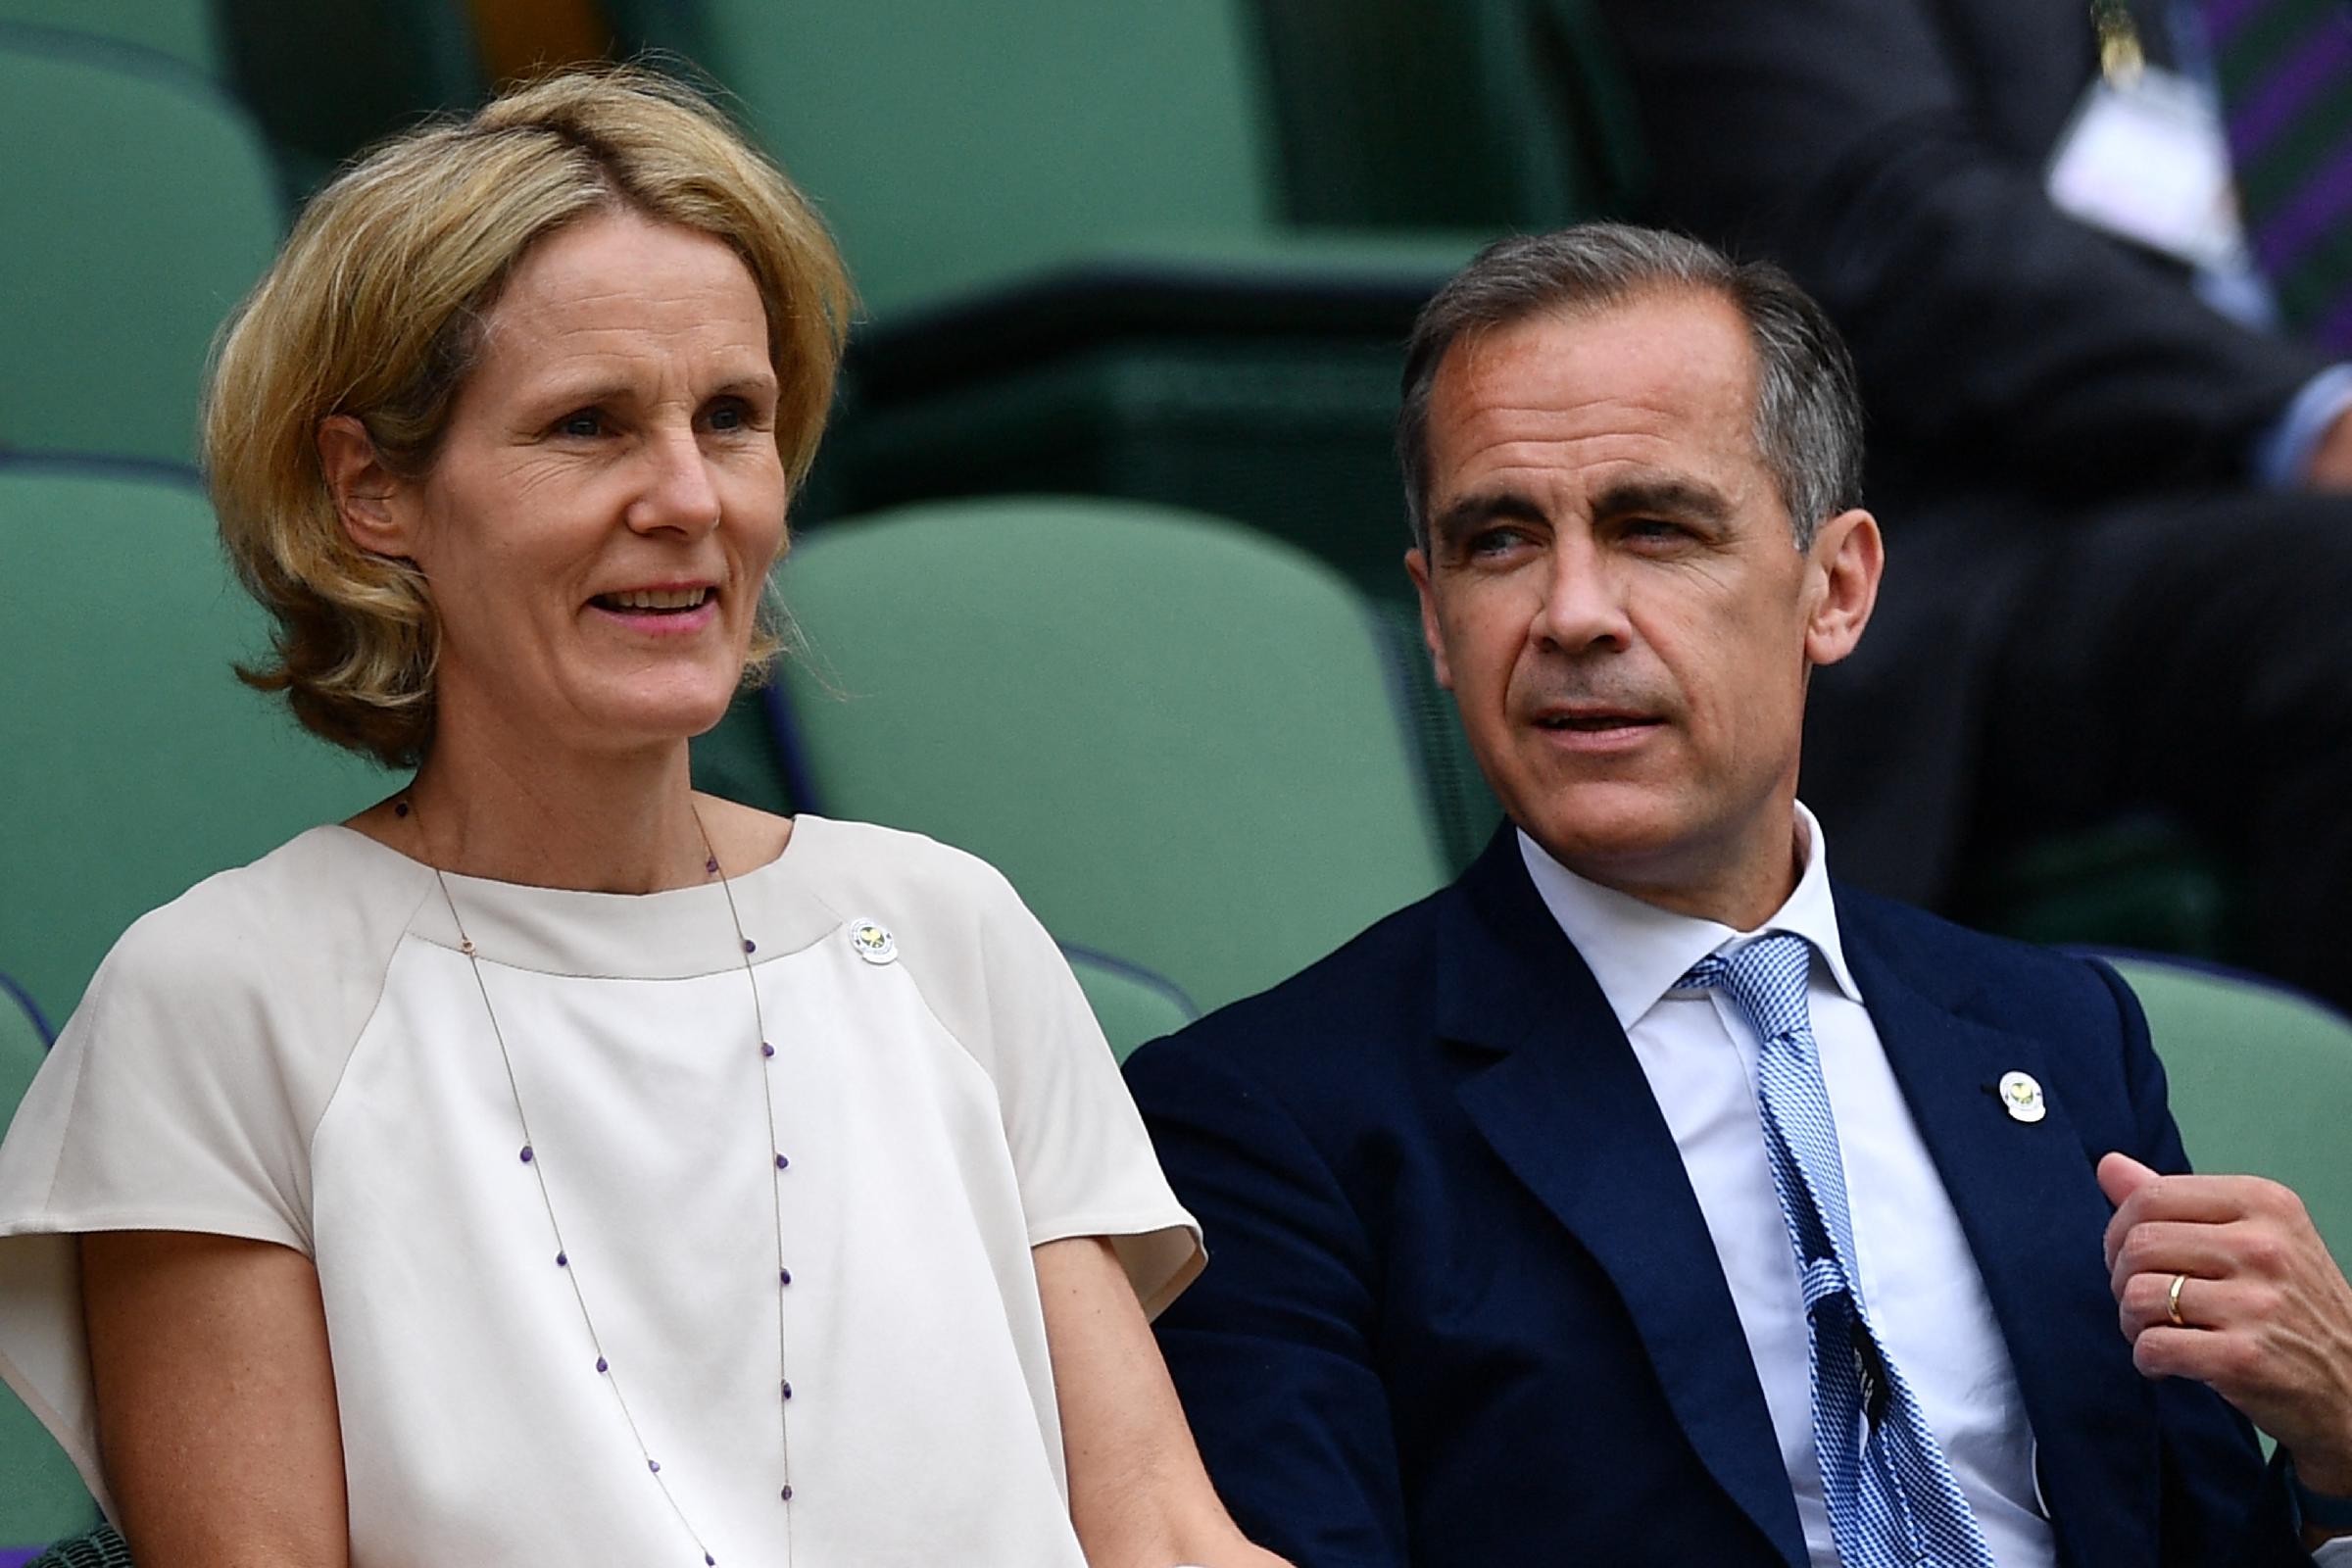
[2166,1271,2189,1328]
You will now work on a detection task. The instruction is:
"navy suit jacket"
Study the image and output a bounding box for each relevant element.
[1125,828,2308,1566]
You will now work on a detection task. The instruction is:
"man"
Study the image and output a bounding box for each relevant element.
[1124,225,2352,1566]
[1582,0,2352,1006]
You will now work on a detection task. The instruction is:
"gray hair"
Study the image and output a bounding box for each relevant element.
[1397,222,1864,553]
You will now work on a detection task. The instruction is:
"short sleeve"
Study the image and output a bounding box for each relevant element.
[845,824,1205,1319]
[0,835,404,1507]
[1,915,315,1254]
[969,884,1205,1317]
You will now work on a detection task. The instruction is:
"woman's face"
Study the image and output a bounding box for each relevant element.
[392,210,786,762]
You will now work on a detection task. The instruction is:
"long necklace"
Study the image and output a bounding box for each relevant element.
[405,796,796,1566]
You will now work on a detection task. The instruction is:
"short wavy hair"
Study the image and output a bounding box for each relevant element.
[207,66,853,769]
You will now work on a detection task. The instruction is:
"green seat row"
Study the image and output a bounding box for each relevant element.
[0,27,283,467]
[0,462,390,1027]
[767,496,1453,1015]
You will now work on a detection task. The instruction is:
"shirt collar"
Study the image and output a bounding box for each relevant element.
[1516,801,1863,1032]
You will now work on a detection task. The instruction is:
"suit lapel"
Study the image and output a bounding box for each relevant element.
[1441,833,1809,1567]
[1839,906,2159,1568]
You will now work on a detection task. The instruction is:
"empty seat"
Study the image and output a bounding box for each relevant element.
[769,497,1450,1014]
[2107,955,2352,1267]
[614,0,1275,315]
[0,462,386,1027]
[0,4,221,74]
[0,27,283,466]
[604,2,1484,599]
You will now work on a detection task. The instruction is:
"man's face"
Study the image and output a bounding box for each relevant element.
[1407,287,1879,917]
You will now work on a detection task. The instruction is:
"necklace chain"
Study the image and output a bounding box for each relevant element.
[410,797,795,1566]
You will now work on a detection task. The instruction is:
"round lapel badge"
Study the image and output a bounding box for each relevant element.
[848,917,898,965]
[1996,1069,2047,1124]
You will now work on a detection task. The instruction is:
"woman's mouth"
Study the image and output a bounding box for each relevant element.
[592,586,711,614]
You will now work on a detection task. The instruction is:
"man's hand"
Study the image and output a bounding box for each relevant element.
[2303,405,2352,492]
[2099,1153,2352,1501]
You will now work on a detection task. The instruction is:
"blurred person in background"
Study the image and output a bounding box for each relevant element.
[0,67,1285,1568]
[1593,0,2352,1006]
[1129,225,2352,1568]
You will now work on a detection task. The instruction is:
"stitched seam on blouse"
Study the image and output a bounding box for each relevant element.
[303,869,443,1246]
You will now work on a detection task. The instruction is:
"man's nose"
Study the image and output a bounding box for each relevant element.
[625,424,722,537]
[1532,535,1633,653]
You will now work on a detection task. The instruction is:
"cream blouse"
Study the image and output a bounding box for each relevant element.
[0,815,1201,1566]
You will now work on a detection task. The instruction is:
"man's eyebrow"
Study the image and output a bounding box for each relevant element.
[1430,490,1548,550]
[1591,477,1734,525]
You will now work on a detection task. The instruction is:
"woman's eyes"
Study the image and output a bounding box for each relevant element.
[547,399,763,440]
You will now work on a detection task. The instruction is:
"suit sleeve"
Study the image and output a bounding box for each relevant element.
[2086,958,2318,1568]
[1123,1035,1409,1568]
[1589,0,2327,493]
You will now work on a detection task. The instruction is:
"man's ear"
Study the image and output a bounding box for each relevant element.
[317,415,416,559]
[1802,508,1883,668]
[1404,546,1454,691]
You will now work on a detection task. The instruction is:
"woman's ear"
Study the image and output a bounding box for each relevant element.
[317,416,416,559]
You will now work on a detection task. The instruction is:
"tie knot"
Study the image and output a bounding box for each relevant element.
[1680,932,1815,1043]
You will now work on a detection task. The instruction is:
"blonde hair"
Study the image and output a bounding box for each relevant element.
[207,66,853,768]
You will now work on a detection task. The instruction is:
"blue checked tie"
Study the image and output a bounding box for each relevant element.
[1681,935,1996,1568]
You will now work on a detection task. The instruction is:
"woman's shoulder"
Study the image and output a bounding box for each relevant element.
[88,824,432,1028]
[778,814,1027,923]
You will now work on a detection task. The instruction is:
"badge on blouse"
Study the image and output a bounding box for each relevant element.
[848,917,898,965]
[1996,1070,2047,1124]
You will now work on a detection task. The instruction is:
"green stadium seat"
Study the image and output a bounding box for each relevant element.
[769,497,1450,1014]
[615,0,1274,316]
[605,2,1488,600]
[0,28,284,466]
[0,975,99,1560]
[0,462,387,1028]
[0,4,221,74]
[2106,956,2352,1270]
[1063,948,1199,1064]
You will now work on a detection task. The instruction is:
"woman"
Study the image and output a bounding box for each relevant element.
[0,69,1284,1568]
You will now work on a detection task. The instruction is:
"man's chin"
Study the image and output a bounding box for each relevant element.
[1508,781,1689,861]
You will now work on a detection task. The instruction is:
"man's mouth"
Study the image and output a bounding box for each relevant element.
[1535,710,1658,731]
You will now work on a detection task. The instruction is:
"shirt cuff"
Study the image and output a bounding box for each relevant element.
[2253,364,2352,487]
[2287,1450,2352,1559]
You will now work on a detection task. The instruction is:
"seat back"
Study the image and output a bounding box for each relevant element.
[771,497,1449,1013]
[0,27,283,466]
[2107,956,2352,1267]
[0,464,387,1027]
[619,0,1279,313]
[0,4,221,74]
[1063,947,1199,1064]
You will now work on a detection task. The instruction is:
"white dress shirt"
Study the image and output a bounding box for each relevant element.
[1520,806,2055,1567]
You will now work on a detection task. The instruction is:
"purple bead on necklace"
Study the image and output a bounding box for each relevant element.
[419,794,800,1564]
